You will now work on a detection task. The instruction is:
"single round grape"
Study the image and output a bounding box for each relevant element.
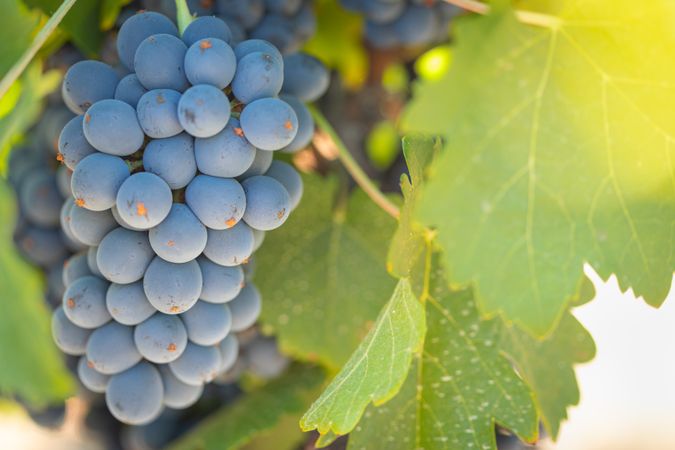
[111,205,144,231]
[19,171,62,227]
[183,16,232,47]
[265,0,302,16]
[250,15,298,55]
[117,11,179,70]
[239,149,273,178]
[203,222,254,267]
[231,51,283,104]
[15,226,68,267]
[392,5,437,46]
[159,364,203,409]
[106,282,157,326]
[143,257,202,314]
[216,0,265,29]
[149,204,207,263]
[116,173,173,230]
[78,356,110,393]
[229,284,262,332]
[279,94,313,153]
[281,52,329,102]
[263,160,303,210]
[63,276,111,329]
[143,133,197,189]
[178,84,231,138]
[62,60,119,114]
[241,176,291,230]
[69,207,117,246]
[247,336,289,379]
[52,307,92,356]
[240,98,298,151]
[57,115,96,170]
[134,314,188,363]
[62,252,92,287]
[233,39,282,62]
[169,343,222,386]
[185,38,237,89]
[83,99,144,156]
[136,89,184,138]
[194,118,256,178]
[56,165,73,198]
[114,73,148,108]
[134,33,189,91]
[197,256,244,304]
[71,153,129,211]
[87,246,103,277]
[97,228,154,283]
[218,334,239,373]
[181,301,232,346]
[106,362,163,425]
[185,175,246,230]
[86,322,142,375]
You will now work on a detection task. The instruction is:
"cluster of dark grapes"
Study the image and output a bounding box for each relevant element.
[340,0,460,49]
[51,8,327,425]
[142,0,315,54]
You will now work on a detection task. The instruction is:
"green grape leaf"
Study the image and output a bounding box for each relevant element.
[256,174,397,370]
[404,0,675,336]
[0,2,40,79]
[0,181,74,405]
[300,279,425,445]
[350,254,538,450]
[100,0,133,30]
[240,415,306,450]
[168,365,323,450]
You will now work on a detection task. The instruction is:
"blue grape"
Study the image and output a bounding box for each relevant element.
[63,276,111,329]
[158,365,203,409]
[78,356,110,394]
[106,282,157,326]
[86,322,142,374]
[143,133,197,189]
[197,256,244,304]
[221,16,247,45]
[185,38,237,89]
[364,0,405,23]
[60,199,82,247]
[134,314,188,363]
[364,21,397,48]
[228,284,262,332]
[134,34,189,91]
[117,11,179,70]
[281,52,329,102]
[239,98,298,151]
[233,39,282,62]
[183,16,232,47]
[136,89,184,138]
[265,0,302,16]
[252,228,265,251]
[265,160,303,210]
[19,171,62,227]
[34,106,73,153]
[239,149,273,178]
[71,153,130,211]
[231,51,283,104]
[116,173,173,230]
[97,228,154,283]
[216,0,265,29]
[279,94,313,153]
[83,99,145,156]
[250,15,298,55]
[180,301,232,346]
[149,204,207,263]
[62,252,92,287]
[143,257,203,314]
[106,362,163,425]
[169,343,222,386]
[57,115,96,170]
[241,176,291,230]
[114,73,148,108]
[392,5,437,46]
[15,226,68,267]
[87,246,103,277]
[62,60,119,114]
[218,334,239,373]
[194,118,256,178]
[57,172,73,212]
[292,1,317,40]
[111,205,144,231]
[178,84,231,138]
[52,307,92,356]
[247,336,289,379]
[203,222,254,267]
[47,263,66,306]
[69,207,117,246]
[185,175,245,230]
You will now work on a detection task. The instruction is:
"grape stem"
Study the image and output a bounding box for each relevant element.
[309,105,400,220]
[174,0,195,35]
[443,0,562,28]
[0,0,78,100]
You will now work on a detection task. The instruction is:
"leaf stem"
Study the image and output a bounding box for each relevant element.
[0,0,78,100]
[174,0,195,35]
[443,0,561,28]
[308,105,400,220]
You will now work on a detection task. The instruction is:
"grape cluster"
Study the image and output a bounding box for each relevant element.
[142,0,316,54]
[340,0,460,49]
[52,10,327,425]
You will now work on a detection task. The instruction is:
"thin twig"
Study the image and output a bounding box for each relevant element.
[308,105,401,220]
[0,0,78,100]
[444,0,561,28]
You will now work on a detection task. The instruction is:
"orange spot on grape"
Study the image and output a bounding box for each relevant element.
[284,121,293,130]
[56,153,64,163]
[66,298,75,308]
[84,113,91,124]
[200,40,213,50]
[75,198,86,207]
[136,202,148,217]
[167,240,175,247]
[276,208,286,219]
[156,93,165,104]
[170,306,180,313]
[87,360,95,369]
[167,343,177,352]
[234,127,245,137]
[225,217,237,228]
